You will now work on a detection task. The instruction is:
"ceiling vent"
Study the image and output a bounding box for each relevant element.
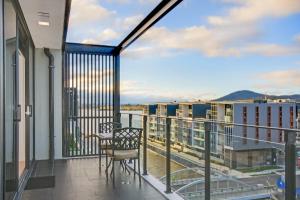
[38,12,50,26]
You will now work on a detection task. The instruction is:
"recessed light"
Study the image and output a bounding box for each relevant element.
[38,21,50,26]
[38,12,50,26]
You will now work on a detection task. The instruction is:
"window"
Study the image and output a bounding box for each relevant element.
[267,106,271,141]
[279,106,283,142]
[255,106,259,142]
[242,106,247,144]
[290,106,294,128]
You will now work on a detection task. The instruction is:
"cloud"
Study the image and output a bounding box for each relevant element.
[69,0,115,27]
[119,15,144,30]
[120,80,217,104]
[124,0,300,58]
[105,0,159,4]
[69,0,146,45]
[294,34,300,43]
[69,69,113,93]
[254,69,300,92]
[208,0,300,27]
[82,28,120,44]
[125,25,300,58]
[241,43,300,56]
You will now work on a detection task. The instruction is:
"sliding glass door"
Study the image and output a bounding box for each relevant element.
[4,0,35,199]
[4,0,17,198]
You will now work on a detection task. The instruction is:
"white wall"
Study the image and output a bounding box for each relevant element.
[35,48,62,160]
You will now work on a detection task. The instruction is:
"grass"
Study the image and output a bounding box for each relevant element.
[238,165,281,173]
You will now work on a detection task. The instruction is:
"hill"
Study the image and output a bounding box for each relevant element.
[216,90,300,101]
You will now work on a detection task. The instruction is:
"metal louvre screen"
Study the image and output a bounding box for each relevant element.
[63,43,120,157]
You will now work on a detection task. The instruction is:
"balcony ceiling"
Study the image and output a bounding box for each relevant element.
[19,0,66,49]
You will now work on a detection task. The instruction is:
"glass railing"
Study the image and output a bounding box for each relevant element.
[118,112,299,200]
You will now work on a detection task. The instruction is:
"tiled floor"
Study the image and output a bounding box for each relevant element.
[22,158,166,200]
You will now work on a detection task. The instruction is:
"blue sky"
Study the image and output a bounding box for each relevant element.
[67,0,300,104]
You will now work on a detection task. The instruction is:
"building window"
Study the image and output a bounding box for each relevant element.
[267,106,271,141]
[243,106,247,144]
[290,106,294,128]
[255,106,259,143]
[279,106,283,142]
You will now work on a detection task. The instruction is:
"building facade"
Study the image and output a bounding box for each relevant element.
[143,102,211,152]
[211,100,297,168]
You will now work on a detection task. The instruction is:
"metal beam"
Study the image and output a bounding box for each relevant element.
[116,0,183,53]
[165,117,172,193]
[62,0,72,50]
[65,42,117,55]
[204,122,211,200]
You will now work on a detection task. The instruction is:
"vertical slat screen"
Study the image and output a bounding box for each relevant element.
[63,44,118,157]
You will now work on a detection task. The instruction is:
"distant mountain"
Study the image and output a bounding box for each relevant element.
[215,90,300,101]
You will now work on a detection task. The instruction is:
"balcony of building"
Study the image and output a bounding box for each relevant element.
[1,0,300,200]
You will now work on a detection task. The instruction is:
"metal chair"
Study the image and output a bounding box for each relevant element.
[90,122,122,171]
[106,127,143,187]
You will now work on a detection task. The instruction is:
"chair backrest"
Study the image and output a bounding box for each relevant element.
[112,128,143,151]
[99,122,122,133]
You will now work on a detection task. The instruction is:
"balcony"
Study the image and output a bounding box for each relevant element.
[22,158,165,200]
[1,0,300,200]
[117,113,299,200]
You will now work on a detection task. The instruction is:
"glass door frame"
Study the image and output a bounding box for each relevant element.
[3,0,35,199]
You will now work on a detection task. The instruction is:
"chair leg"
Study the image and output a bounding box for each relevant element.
[99,144,102,172]
[106,158,112,182]
[138,158,141,187]
[133,159,136,179]
[105,149,108,171]
[112,159,115,188]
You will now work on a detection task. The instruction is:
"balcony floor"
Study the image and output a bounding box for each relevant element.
[22,158,166,200]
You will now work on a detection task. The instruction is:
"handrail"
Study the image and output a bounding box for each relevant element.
[120,112,299,132]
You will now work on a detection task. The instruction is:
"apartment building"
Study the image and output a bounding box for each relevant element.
[297,103,300,129]
[211,100,297,169]
[143,103,178,139]
[143,102,211,151]
[172,103,211,150]
[142,104,158,138]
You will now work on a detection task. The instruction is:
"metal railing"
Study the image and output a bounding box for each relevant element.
[119,112,299,200]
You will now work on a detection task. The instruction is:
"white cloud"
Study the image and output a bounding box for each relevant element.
[120,15,144,30]
[69,0,115,27]
[120,80,217,103]
[241,43,300,56]
[254,69,300,92]
[209,0,300,26]
[294,34,300,43]
[105,0,159,4]
[124,0,300,58]
[82,28,120,44]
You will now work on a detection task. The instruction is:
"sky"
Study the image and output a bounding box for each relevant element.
[67,0,300,104]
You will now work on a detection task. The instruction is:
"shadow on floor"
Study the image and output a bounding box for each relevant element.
[22,158,166,200]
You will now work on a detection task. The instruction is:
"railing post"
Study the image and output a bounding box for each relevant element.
[143,115,148,175]
[128,113,133,164]
[129,113,132,127]
[285,131,296,200]
[204,121,211,200]
[165,117,171,193]
[114,112,121,123]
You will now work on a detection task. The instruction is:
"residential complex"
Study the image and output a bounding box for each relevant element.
[144,99,299,169]
[212,99,297,168]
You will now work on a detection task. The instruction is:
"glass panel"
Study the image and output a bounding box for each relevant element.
[210,125,286,200]
[18,50,26,177]
[4,0,17,198]
[28,42,34,162]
